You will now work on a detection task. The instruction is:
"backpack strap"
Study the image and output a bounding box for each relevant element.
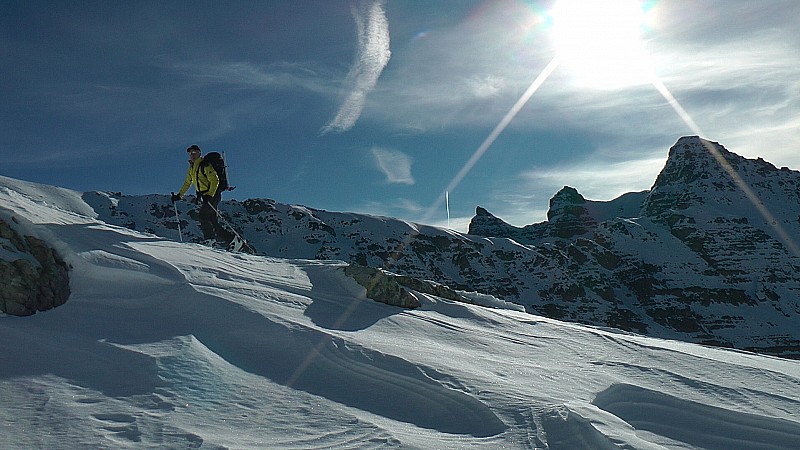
[195,158,208,196]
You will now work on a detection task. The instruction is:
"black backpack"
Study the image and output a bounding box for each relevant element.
[200,152,229,192]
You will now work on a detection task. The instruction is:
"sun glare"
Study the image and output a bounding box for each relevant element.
[551,0,653,89]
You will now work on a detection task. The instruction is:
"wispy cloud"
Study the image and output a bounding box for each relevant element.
[372,147,414,185]
[520,155,665,200]
[167,60,336,95]
[321,0,391,134]
[480,154,667,227]
[360,1,800,170]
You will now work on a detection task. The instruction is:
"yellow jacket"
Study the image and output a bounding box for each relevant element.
[178,157,220,198]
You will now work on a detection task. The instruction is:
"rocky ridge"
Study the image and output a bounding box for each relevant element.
[83,137,800,358]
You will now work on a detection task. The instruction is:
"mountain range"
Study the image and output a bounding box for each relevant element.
[10,136,800,359]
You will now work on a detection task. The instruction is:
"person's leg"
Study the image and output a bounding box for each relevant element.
[198,199,216,240]
[208,194,233,244]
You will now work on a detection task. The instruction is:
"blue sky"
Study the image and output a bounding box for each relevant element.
[2,1,799,231]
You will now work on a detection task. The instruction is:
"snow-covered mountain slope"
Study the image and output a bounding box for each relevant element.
[470,137,800,357]
[2,168,800,449]
[77,137,800,359]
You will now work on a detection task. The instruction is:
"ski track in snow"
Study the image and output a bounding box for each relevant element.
[2,176,800,449]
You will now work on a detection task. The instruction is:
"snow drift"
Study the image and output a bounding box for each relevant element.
[1,169,800,448]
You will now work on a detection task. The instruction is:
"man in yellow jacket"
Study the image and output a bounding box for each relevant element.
[171,145,232,246]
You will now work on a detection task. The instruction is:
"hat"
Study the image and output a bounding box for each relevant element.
[186,145,201,153]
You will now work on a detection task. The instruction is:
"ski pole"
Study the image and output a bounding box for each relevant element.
[172,192,183,242]
[222,151,229,189]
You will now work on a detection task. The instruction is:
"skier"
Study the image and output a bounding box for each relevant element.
[171,145,235,248]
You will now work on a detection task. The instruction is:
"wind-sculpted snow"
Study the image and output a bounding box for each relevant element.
[127,243,507,437]
[2,150,800,448]
[593,383,800,450]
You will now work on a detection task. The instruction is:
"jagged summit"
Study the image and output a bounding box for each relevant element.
[642,136,738,216]
[469,187,595,239]
[462,137,800,357]
[546,186,597,238]
[642,136,800,220]
[468,206,519,237]
[472,136,800,232]
[474,206,495,217]
[661,135,744,172]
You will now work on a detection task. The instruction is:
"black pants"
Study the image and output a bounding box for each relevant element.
[199,193,232,242]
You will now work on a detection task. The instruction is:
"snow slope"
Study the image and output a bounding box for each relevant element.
[1,176,800,449]
[75,138,800,358]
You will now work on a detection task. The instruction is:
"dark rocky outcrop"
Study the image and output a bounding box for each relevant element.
[546,186,598,238]
[1,217,71,316]
[344,264,421,309]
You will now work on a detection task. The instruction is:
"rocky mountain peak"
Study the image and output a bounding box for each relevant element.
[474,206,495,217]
[546,186,596,238]
[651,136,742,188]
[642,136,798,219]
[468,206,517,236]
[642,137,747,217]
[548,186,585,212]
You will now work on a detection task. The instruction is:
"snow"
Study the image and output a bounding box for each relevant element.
[1,176,800,449]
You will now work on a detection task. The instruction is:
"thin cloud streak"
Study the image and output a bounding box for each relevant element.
[168,61,336,95]
[322,0,391,134]
[372,147,414,185]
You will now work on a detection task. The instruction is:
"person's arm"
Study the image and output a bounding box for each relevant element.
[203,163,220,198]
[177,167,193,198]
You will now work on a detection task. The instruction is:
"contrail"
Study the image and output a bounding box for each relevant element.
[446,191,450,228]
[422,55,562,222]
[321,0,391,134]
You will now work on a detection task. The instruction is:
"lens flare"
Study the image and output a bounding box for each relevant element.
[422,55,562,223]
[391,0,799,276]
[551,0,653,89]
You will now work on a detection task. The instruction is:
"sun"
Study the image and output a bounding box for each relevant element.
[550,0,653,89]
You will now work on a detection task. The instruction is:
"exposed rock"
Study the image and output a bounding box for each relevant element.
[468,206,519,237]
[1,217,71,316]
[343,264,421,309]
[343,263,479,309]
[547,186,598,238]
